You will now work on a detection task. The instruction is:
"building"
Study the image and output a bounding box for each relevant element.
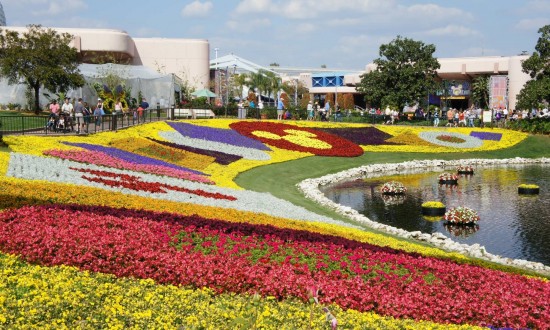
[305,55,531,111]
[1,26,210,91]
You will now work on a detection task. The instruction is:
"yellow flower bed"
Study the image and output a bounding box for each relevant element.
[363,126,528,153]
[0,253,484,329]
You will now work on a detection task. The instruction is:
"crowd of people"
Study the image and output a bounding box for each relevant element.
[45,97,150,134]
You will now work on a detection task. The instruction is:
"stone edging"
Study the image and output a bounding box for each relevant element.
[297,157,550,276]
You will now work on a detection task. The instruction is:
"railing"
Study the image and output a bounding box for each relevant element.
[0,108,169,136]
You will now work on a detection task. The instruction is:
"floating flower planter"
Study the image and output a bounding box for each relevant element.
[380,181,407,195]
[457,165,474,175]
[421,201,446,216]
[438,172,458,185]
[445,223,480,238]
[422,215,444,222]
[444,206,480,225]
[518,184,539,195]
[381,194,406,206]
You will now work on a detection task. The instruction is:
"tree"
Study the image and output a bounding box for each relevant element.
[470,75,490,108]
[356,36,440,110]
[0,25,85,113]
[516,24,550,110]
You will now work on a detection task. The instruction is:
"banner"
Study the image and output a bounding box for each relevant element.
[489,76,508,110]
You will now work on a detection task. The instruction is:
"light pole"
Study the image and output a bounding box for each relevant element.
[294,79,298,107]
[214,47,219,105]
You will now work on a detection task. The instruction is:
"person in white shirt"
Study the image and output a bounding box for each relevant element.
[61,98,73,115]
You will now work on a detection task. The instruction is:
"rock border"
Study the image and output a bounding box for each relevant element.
[297,157,550,276]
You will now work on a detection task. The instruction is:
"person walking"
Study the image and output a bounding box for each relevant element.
[307,101,314,120]
[73,98,86,133]
[433,108,440,127]
[277,97,285,120]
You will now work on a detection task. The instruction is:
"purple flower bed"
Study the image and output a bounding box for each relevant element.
[168,122,271,151]
[318,127,398,146]
[63,142,208,176]
[146,138,243,165]
[469,131,502,141]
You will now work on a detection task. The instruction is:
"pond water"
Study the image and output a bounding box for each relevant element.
[319,164,550,266]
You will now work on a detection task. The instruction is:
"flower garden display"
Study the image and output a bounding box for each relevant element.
[0,120,548,329]
[518,184,540,195]
[380,181,407,195]
[443,206,480,225]
[421,201,446,216]
[456,165,474,174]
[438,172,459,184]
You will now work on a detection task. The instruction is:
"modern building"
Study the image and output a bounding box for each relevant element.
[1,26,210,91]
[304,55,531,110]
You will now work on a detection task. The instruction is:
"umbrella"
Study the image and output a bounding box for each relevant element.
[191,89,217,98]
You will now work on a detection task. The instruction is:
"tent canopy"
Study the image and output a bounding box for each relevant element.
[0,63,182,109]
[191,89,217,98]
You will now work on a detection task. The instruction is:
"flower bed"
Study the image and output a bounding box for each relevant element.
[518,184,540,195]
[0,204,548,328]
[438,172,459,184]
[380,181,407,195]
[457,165,475,174]
[444,206,480,225]
[421,201,446,216]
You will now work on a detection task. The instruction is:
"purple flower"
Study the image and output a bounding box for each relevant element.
[63,142,208,176]
[469,131,502,141]
[318,127,398,146]
[168,122,271,151]
[146,137,242,165]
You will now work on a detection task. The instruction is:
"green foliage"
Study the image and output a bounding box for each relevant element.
[357,36,440,110]
[0,25,85,114]
[517,25,550,110]
[470,75,490,108]
[507,117,550,134]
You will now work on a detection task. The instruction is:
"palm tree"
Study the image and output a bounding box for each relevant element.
[471,75,490,109]
[233,73,248,100]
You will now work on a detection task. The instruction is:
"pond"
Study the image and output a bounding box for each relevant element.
[319,164,550,266]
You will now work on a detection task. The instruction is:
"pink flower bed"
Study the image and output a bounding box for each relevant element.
[44,149,213,184]
[0,204,548,328]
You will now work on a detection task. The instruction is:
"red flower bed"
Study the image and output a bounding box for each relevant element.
[72,168,237,201]
[0,204,548,328]
[230,122,364,157]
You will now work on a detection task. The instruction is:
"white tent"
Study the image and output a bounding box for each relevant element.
[0,63,182,109]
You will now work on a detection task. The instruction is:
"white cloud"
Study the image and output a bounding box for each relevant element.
[234,0,273,14]
[26,0,87,16]
[424,25,480,37]
[226,18,271,33]
[515,18,550,30]
[181,1,213,17]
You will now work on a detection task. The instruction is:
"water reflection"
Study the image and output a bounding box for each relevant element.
[320,164,550,266]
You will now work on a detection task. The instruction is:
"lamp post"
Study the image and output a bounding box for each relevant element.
[214,47,219,105]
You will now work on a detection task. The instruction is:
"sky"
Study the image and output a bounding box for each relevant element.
[3,0,550,71]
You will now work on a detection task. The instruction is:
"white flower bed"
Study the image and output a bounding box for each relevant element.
[418,131,484,148]
[7,153,355,228]
[158,131,271,161]
[297,157,550,275]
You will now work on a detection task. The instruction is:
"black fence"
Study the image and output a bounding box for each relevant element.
[0,108,169,136]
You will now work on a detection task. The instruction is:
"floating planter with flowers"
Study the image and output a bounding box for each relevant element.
[421,201,446,216]
[444,223,480,238]
[457,165,475,175]
[518,184,540,195]
[380,181,407,195]
[444,206,480,225]
[438,172,459,185]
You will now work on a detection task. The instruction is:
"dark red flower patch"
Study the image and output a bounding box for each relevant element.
[317,127,398,146]
[230,122,363,157]
[72,168,237,201]
[1,204,549,328]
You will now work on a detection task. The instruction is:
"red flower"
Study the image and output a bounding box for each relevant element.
[230,122,363,157]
